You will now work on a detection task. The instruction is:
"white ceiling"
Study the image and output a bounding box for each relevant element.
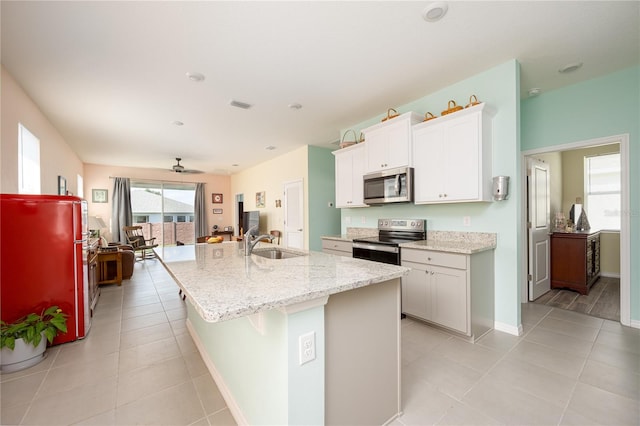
[2,1,638,174]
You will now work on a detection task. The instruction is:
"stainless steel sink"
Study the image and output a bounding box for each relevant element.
[252,248,305,259]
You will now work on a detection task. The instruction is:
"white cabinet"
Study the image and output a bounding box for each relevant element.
[401,247,494,341]
[362,112,423,173]
[322,239,352,257]
[412,103,494,204]
[333,144,367,208]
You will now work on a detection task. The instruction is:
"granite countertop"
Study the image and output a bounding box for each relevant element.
[400,231,497,254]
[156,242,409,323]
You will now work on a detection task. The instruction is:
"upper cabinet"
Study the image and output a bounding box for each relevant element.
[362,112,423,173]
[333,143,367,208]
[412,103,495,204]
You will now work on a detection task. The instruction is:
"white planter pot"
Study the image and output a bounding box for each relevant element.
[0,334,47,373]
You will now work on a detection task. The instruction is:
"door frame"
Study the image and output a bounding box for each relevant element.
[283,178,304,249]
[520,134,630,326]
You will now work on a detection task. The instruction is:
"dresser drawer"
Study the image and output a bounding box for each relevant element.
[321,239,352,254]
[401,248,467,270]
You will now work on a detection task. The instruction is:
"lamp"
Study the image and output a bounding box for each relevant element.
[88,216,107,238]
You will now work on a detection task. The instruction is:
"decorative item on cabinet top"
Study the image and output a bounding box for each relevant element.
[423,112,437,122]
[339,129,359,149]
[441,100,464,116]
[466,95,481,108]
[381,108,400,122]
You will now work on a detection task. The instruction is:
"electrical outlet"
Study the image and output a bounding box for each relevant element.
[299,331,316,365]
[463,216,471,226]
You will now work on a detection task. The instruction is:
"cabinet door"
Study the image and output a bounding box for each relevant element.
[430,265,468,333]
[385,119,411,170]
[335,150,353,207]
[443,113,481,201]
[413,125,445,203]
[334,145,366,208]
[365,130,388,172]
[401,261,431,320]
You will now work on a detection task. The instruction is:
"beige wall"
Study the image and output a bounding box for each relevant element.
[1,66,84,194]
[84,163,231,242]
[560,143,621,276]
[231,146,308,248]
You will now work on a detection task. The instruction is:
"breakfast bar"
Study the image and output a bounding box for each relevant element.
[157,242,409,425]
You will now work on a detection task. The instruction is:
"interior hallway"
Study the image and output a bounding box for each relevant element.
[1,260,638,425]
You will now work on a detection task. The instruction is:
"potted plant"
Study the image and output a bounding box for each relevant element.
[0,306,68,373]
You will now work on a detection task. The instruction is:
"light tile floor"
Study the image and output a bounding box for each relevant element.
[2,260,639,425]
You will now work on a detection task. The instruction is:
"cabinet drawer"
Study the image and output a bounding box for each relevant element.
[401,249,467,269]
[322,239,352,254]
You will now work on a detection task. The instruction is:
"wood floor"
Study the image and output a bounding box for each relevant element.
[533,276,620,322]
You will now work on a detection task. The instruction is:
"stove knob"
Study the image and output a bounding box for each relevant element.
[411,221,416,227]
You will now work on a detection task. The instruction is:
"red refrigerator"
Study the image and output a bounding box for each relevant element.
[1,194,92,345]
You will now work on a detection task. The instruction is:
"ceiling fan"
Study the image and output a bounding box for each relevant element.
[170,158,203,174]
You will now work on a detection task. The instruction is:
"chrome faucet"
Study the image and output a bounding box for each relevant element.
[244,225,274,255]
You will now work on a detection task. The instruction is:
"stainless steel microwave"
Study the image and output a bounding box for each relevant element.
[363,166,414,205]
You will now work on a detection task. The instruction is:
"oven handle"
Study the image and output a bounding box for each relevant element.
[352,242,399,254]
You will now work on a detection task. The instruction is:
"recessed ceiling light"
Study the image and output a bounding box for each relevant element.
[422,2,448,22]
[186,72,205,82]
[528,88,541,97]
[229,99,253,110]
[172,120,184,126]
[288,103,302,110]
[265,146,276,151]
[559,62,583,74]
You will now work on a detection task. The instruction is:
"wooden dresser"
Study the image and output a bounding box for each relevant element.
[550,231,600,295]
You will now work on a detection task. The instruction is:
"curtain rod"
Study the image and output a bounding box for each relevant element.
[109,176,204,185]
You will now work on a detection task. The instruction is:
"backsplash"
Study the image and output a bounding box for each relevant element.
[345,227,378,239]
[427,231,496,246]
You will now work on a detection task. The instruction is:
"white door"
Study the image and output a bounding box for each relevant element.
[284,179,304,249]
[528,158,551,301]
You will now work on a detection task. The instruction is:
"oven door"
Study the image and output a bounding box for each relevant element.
[352,242,400,265]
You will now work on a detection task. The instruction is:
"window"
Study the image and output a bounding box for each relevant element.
[130,182,196,245]
[18,123,40,194]
[584,153,620,230]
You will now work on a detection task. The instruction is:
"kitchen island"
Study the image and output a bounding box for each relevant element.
[157,242,409,425]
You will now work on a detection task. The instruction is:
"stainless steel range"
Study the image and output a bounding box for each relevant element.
[352,219,426,265]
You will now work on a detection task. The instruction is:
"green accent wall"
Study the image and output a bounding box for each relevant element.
[308,146,341,251]
[522,65,639,323]
[341,60,522,331]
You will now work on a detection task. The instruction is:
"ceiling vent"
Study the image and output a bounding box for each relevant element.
[229,99,252,110]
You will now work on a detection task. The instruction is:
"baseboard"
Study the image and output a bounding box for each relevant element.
[186,319,248,426]
[494,321,522,336]
[630,319,640,329]
[599,272,621,278]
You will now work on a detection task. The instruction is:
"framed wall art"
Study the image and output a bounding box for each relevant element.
[58,176,67,195]
[256,191,265,208]
[212,193,223,203]
[92,189,108,203]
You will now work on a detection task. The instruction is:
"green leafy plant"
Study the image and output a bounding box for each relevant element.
[0,306,68,350]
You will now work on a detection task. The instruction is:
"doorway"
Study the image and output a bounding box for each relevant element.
[521,134,630,326]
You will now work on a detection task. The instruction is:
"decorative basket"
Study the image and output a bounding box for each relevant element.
[381,108,400,122]
[339,129,358,149]
[423,112,437,122]
[465,94,481,108]
[441,100,463,116]
[359,132,365,143]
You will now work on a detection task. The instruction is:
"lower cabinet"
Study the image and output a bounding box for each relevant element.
[321,239,352,257]
[401,248,494,341]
